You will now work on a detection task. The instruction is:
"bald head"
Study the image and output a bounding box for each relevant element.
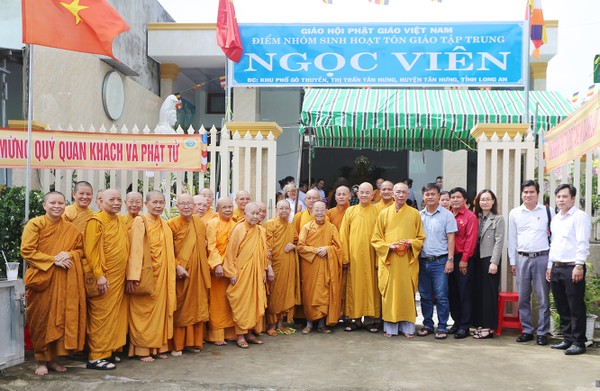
[312,201,327,224]
[176,193,194,219]
[199,188,214,205]
[216,197,234,219]
[235,190,251,210]
[380,181,394,202]
[357,182,374,205]
[101,189,122,215]
[393,182,409,208]
[256,201,267,223]
[276,199,291,221]
[244,202,261,226]
[125,191,143,216]
[193,194,209,216]
[335,186,351,207]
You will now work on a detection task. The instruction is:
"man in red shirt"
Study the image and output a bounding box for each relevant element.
[448,187,478,339]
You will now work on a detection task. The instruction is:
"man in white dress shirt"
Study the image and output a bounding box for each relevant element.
[546,184,590,355]
[508,179,553,346]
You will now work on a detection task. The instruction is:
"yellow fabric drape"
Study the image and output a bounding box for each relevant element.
[326,204,349,231]
[63,204,94,234]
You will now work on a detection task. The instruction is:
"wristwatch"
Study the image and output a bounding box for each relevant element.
[575,264,584,270]
[447,257,454,261]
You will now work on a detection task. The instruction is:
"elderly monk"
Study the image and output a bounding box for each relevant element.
[167,194,211,356]
[297,201,342,334]
[232,190,251,223]
[257,201,268,223]
[375,181,395,212]
[224,202,268,348]
[327,186,351,231]
[372,182,426,338]
[200,188,216,209]
[84,189,129,370]
[194,194,216,223]
[372,178,385,203]
[123,191,143,230]
[340,182,381,332]
[21,191,86,376]
[292,189,321,233]
[264,200,301,336]
[206,197,237,345]
[63,181,94,233]
[95,189,104,211]
[126,191,177,362]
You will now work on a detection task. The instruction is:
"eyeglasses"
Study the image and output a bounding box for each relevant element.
[178,202,194,207]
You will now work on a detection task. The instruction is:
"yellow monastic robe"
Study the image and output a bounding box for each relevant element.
[371,204,425,323]
[201,208,217,224]
[127,214,177,357]
[340,203,381,319]
[232,208,245,223]
[292,209,314,234]
[167,215,211,351]
[206,216,237,341]
[223,222,268,332]
[264,217,301,324]
[20,215,86,361]
[297,220,342,325]
[122,213,138,232]
[327,204,349,231]
[374,198,394,213]
[63,204,94,233]
[372,189,381,203]
[84,211,129,361]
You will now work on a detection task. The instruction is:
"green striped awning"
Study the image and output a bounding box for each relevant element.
[299,88,576,152]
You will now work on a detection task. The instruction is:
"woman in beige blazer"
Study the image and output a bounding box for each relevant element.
[472,189,505,339]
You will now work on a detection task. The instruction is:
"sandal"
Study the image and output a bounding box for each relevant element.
[302,326,313,334]
[318,326,332,334]
[473,329,494,339]
[417,328,434,337]
[344,323,361,332]
[435,332,448,340]
[246,335,264,344]
[236,340,249,349]
[86,359,116,370]
[365,325,379,333]
[266,329,278,337]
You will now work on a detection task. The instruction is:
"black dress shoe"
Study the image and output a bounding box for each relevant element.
[447,326,458,335]
[454,329,468,339]
[536,335,548,346]
[551,341,572,350]
[516,333,534,343]
[564,345,586,355]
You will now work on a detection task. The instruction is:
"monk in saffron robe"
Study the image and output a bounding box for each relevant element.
[126,190,176,362]
[264,200,301,336]
[21,191,86,376]
[95,189,104,210]
[232,190,251,223]
[122,191,143,230]
[371,178,384,203]
[371,182,426,338]
[84,189,129,370]
[327,186,350,231]
[292,189,321,234]
[297,201,342,334]
[194,194,216,223]
[167,194,211,355]
[63,180,94,233]
[374,181,395,213]
[200,187,217,212]
[206,197,237,345]
[223,202,268,348]
[340,182,381,332]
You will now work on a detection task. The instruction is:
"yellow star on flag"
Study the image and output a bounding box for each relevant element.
[60,0,89,25]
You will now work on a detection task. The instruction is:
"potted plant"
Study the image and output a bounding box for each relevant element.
[584,263,600,346]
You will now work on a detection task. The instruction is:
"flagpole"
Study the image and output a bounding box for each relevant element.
[225,59,232,123]
[523,5,531,129]
[25,45,33,223]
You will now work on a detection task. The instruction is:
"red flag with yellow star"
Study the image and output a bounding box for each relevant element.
[22,0,130,59]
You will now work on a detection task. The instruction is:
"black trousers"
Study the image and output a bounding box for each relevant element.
[550,264,587,346]
[448,253,475,330]
[472,255,500,330]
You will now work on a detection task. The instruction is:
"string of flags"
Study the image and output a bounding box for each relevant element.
[323,0,442,4]
[571,84,597,105]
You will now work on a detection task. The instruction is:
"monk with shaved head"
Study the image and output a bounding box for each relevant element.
[167,194,211,356]
[232,190,251,223]
[375,181,394,213]
[340,182,381,332]
[123,191,143,231]
[84,189,129,370]
[63,181,94,233]
[292,188,321,234]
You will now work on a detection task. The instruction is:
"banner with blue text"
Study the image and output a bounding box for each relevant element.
[230,22,525,87]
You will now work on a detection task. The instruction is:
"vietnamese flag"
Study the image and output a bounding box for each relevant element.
[22,0,130,59]
[216,0,244,63]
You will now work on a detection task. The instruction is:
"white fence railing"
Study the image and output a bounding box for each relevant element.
[37,123,279,218]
